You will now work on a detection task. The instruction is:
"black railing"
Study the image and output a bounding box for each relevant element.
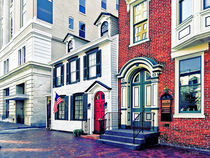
[99,112,121,134]
[133,112,156,144]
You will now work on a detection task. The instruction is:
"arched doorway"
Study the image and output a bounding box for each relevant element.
[130,69,152,128]
[94,91,105,133]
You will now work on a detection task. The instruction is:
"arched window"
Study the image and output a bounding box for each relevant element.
[68,40,73,53]
[101,21,108,37]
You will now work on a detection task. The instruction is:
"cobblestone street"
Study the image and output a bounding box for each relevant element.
[0,126,209,158]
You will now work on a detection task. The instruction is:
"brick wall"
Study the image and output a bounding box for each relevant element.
[119,0,209,149]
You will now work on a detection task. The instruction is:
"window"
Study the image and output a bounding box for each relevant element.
[71,93,87,120]
[101,0,107,9]
[69,17,74,30]
[79,21,85,38]
[179,0,192,24]
[116,0,119,10]
[133,0,148,43]
[4,59,9,74]
[204,0,210,9]
[179,56,201,113]
[4,88,9,119]
[66,58,80,84]
[83,49,101,80]
[55,96,69,120]
[101,21,108,37]
[53,64,64,87]
[21,0,26,27]
[79,0,86,14]
[18,46,26,66]
[10,15,13,39]
[68,40,73,53]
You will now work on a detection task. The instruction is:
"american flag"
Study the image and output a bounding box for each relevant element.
[53,93,63,114]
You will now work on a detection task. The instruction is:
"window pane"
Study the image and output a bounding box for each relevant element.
[69,17,73,29]
[179,56,201,113]
[79,0,86,13]
[180,57,201,75]
[101,0,106,9]
[180,0,192,23]
[180,85,201,112]
[134,2,147,24]
[204,0,210,9]
[79,22,85,38]
[74,95,83,120]
[89,66,96,78]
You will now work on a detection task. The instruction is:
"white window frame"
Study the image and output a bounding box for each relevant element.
[174,52,205,118]
[129,0,150,47]
[18,46,26,66]
[21,0,26,27]
[4,59,9,74]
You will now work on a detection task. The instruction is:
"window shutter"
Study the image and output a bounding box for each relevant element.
[76,58,80,82]
[83,55,88,80]
[83,93,87,121]
[61,65,64,86]
[96,50,101,77]
[70,95,74,120]
[65,96,69,120]
[53,68,56,88]
[66,63,70,84]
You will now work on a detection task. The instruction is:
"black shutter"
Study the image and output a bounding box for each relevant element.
[70,95,74,120]
[65,96,69,120]
[83,55,88,80]
[76,58,80,82]
[61,64,64,86]
[66,63,70,84]
[83,93,87,121]
[53,68,56,88]
[96,50,101,77]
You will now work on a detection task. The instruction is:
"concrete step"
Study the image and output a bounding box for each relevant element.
[97,139,141,150]
[105,130,157,139]
[100,134,145,144]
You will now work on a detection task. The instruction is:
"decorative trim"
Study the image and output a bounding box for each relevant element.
[178,25,191,40]
[85,81,111,92]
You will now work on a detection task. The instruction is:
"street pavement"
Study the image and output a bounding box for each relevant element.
[0,123,209,158]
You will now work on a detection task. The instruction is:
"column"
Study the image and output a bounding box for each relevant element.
[2,0,10,46]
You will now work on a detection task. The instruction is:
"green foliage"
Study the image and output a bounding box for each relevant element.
[73,129,84,137]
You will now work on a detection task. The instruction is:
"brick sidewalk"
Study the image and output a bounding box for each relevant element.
[0,128,209,158]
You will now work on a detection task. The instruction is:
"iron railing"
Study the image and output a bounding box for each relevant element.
[99,112,121,134]
[133,112,155,144]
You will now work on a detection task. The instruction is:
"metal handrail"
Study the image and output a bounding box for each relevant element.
[133,112,156,144]
[133,112,142,144]
[98,112,121,134]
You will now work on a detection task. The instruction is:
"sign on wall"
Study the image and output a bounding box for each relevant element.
[37,0,53,24]
[160,93,173,122]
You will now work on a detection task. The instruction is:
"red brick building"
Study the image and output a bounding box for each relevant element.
[117,0,209,150]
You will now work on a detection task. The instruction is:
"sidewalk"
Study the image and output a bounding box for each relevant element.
[0,121,33,131]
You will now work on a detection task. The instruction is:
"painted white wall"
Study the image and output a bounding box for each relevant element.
[51,35,119,133]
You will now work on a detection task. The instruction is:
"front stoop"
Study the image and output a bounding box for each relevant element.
[97,129,159,150]
[81,134,100,140]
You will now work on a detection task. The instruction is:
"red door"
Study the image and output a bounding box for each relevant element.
[94,91,105,133]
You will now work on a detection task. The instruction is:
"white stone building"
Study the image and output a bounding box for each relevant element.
[50,13,119,134]
[0,0,118,127]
